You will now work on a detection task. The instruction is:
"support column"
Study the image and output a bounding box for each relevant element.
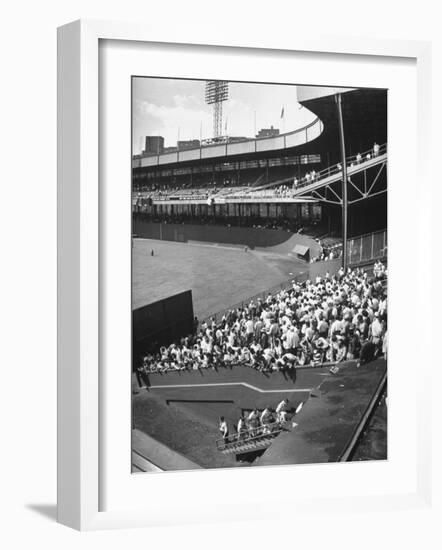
[335,93,348,271]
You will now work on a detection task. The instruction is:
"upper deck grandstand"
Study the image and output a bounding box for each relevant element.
[132,86,387,240]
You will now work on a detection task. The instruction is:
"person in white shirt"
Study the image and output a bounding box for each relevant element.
[370,313,383,347]
[276,399,289,423]
[382,329,388,360]
[245,317,254,344]
[260,407,272,425]
[219,416,229,444]
[247,409,259,436]
[237,415,246,440]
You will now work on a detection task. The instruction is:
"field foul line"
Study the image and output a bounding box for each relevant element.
[150,382,312,393]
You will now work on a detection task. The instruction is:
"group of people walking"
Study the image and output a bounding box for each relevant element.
[218,399,290,446]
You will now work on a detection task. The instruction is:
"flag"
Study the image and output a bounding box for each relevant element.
[280,106,285,119]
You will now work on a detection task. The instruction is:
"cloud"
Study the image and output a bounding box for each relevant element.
[228,98,253,113]
[133,98,212,151]
[173,94,203,110]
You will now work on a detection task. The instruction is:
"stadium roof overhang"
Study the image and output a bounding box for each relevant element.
[296,87,387,160]
[132,87,387,172]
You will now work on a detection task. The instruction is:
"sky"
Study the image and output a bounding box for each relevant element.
[132,78,317,155]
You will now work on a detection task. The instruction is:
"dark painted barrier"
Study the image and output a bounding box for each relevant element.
[133,290,194,366]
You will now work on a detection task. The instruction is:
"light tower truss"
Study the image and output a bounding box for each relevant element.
[205,81,229,138]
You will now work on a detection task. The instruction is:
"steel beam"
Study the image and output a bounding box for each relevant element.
[335,93,348,271]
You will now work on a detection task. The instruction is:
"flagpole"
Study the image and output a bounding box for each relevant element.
[281,105,285,134]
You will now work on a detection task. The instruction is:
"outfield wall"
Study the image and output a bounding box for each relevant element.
[132,219,321,254]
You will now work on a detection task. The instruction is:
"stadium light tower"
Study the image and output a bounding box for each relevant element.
[205,80,229,138]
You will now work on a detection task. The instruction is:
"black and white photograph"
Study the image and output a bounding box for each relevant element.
[131,77,388,472]
[4,0,439,541]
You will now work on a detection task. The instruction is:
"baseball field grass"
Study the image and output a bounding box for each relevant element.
[132,238,306,319]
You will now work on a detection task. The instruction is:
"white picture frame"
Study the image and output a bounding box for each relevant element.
[57,19,432,531]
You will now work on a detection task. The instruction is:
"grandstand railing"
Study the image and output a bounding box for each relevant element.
[216,420,284,453]
[347,229,387,265]
[294,143,387,191]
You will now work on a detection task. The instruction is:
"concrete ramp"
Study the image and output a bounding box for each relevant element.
[257,359,387,466]
[132,428,202,472]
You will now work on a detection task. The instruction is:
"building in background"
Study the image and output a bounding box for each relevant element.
[143,135,165,156]
[177,139,201,150]
[256,126,280,138]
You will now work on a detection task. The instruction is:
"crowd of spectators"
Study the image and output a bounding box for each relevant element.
[134,175,257,199]
[136,262,387,385]
[312,241,343,262]
[134,211,319,234]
